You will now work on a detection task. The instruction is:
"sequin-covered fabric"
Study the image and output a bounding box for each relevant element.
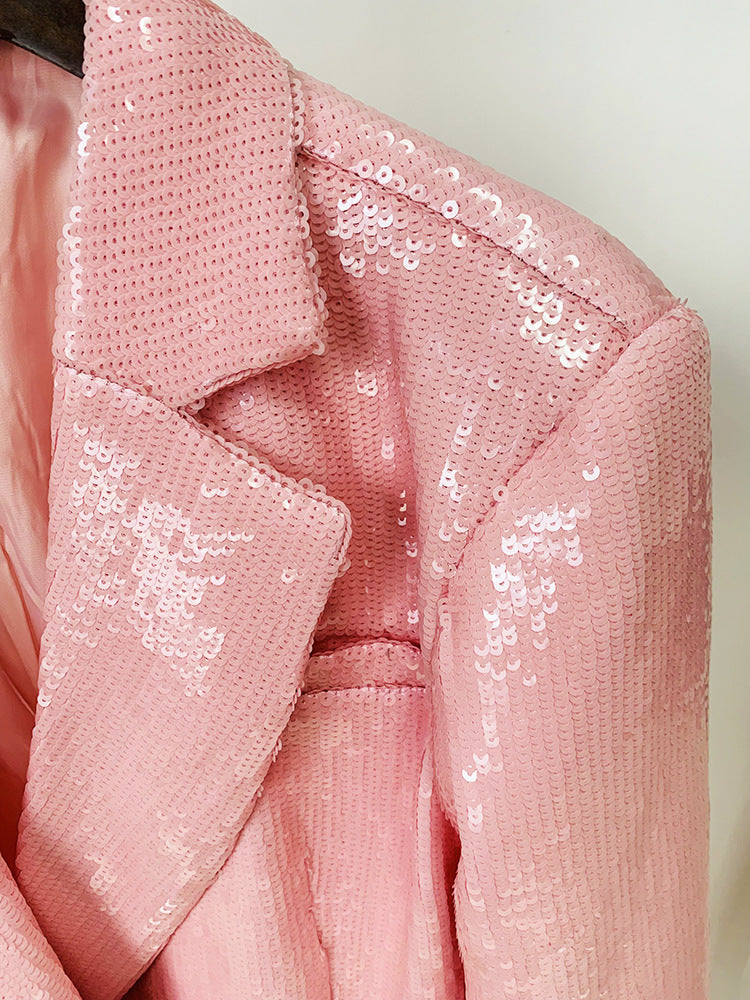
[0,852,81,999]
[1,0,711,998]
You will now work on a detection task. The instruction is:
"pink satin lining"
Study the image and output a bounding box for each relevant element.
[0,40,82,869]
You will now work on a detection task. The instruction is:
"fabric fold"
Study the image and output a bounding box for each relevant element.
[0,850,82,999]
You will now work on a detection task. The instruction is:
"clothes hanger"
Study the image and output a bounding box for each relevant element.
[0,0,85,78]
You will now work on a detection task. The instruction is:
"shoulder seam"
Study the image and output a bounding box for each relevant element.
[432,297,691,636]
[296,145,681,334]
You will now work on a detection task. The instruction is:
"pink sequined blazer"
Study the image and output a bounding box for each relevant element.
[0,1,712,998]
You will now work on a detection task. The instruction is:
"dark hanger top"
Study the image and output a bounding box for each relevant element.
[0,0,85,78]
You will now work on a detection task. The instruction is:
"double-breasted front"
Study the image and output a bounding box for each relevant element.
[0,1,712,998]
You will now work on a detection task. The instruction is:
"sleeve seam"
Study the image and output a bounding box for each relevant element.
[448,299,691,585]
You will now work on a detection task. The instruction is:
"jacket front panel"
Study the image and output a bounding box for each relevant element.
[0,0,711,998]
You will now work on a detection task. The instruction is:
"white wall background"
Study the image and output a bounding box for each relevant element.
[220,2,749,996]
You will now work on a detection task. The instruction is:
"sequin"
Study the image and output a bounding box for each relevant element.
[4,3,711,999]
[440,199,459,219]
[76,123,89,159]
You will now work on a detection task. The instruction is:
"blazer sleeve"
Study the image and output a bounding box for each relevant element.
[430,302,712,999]
[0,851,81,999]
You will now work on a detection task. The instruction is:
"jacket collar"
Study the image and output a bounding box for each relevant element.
[54,0,329,411]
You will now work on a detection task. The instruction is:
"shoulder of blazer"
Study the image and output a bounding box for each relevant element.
[52,0,683,418]
[291,64,680,337]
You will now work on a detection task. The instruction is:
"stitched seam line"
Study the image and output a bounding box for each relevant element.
[299,685,427,697]
[297,144,680,336]
[310,636,422,661]
[450,299,690,578]
[424,300,690,663]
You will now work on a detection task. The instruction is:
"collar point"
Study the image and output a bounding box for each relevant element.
[55,0,331,412]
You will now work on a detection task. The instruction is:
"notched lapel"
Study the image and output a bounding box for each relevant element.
[15,365,351,1000]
